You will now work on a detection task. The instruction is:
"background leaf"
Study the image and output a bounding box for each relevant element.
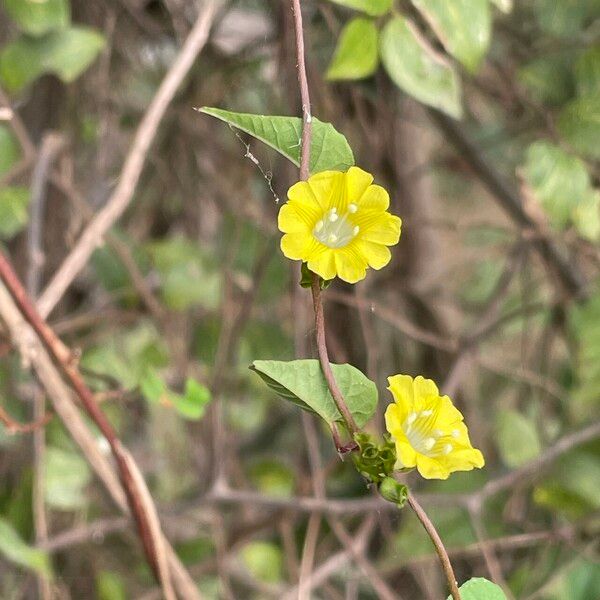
[44,446,92,510]
[0,187,30,240]
[522,141,598,232]
[326,18,379,81]
[251,359,377,428]
[2,0,70,37]
[199,107,355,174]
[411,0,491,73]
[0,517,52,577]
[558,94,600,160]
[327,0,392,17]
[0,125,20,176]
[495,410,541,468]
[379,15,462,118]
[447,577,507,600]
[0,26,105,93]
[575,46,600,97]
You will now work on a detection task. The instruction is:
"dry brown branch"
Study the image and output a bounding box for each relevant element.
[37,1,220,319]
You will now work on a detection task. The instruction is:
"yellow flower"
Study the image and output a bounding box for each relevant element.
[278,167,401,283]
[384,375,484,480]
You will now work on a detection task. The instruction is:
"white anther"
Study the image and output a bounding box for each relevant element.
[443,444,453,455]
[329,212,339,222]
[451,429,460,438]
[406,413,417,426]
[348,203,358,213]
[432,429,444,437]
[421,409,433,417]
[423,438,436,451]
[315,220,324,232]
[353,226,360,236]
[328,233,338,243]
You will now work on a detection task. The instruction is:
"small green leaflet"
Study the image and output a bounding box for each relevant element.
[0,186,30,239]
[250,359,377,428]
[326,18,379,81]
[199,107,355,174]
[327,0,392,17]
[140,368,212,421]
[558,95,600,160]
[0,517,52,577]
[0,124,21,177]
[411,0,491,73]
[447,577,507,600]
[3,0,70,37]
[379,16,462,119]
[495,410,541,468]
[0,27,105,93]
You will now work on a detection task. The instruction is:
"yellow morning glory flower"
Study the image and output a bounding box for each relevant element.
[384,374,484,480]
[278,167,401,283]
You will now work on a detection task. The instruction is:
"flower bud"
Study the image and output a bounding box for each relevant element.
[379,477,408,507]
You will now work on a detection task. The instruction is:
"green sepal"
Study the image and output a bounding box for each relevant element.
[352,432,396,483]
[379,476,408,508]
[300,262,332,289]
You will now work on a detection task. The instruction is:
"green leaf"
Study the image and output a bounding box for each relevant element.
[447,577,507,600]
[172,379,211,421]
[3,0,70,37]
[199,107,355,174]
[572,192,600,242]
[327,0,392,17]
[558,94,600,160]
[240,541,283,583]
[495,410,541,468]
[411,0,491,73]
[571,293,600,409]
[250,359,377,428]
[575,46,600,98]
[44,446,92,510]
[146,236,221,311]
[518,54,576,106]
[326,18,379,81]
[522,141,596,229]
[379,15,462,119]
[0,187,30,239]
[249,460,295,497]
[96,571,127,600]
[0,124,21,177]
[534,0,600,38]
[0,517,52,577]
[0,27,105,93]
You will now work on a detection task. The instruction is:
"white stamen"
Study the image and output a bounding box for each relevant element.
[423,438,436,451]
[329,212,339,222]
[406,412,417,426]
[328,233,338,243]
[443,444,453,455]
[315,220,324,232]
[353,226,360,236]
[451,429,460,438]
[348,203,358,213]
[420,409,433,417]
[432,429,444,437]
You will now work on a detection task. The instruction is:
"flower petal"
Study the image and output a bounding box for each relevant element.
[306,171,344,212]
[345,166,374,204]
[334,247,367,283]
[358,241,392,270]
[280,233,311,260]
[359,214,402,245]
[416,455,451,480]
[395,440,417,470]
[307,248,337,281]
[357,184,390,211]
[278,203,312,233]
[387,375,415,412]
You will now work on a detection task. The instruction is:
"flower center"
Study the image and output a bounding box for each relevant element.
[313,205,360,249]
[403,410,458,457]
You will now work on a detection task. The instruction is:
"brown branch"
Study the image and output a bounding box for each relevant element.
[290,0,358,439]
[0,252,173,597]
[36,1,220,319]
[408,493,461,600]
[0,406,51,434]
[428,109,587,301]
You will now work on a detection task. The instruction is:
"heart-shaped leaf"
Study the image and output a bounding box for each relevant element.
[380,15,462,119]
[327,0,392,17]
[447,578,507,600]
[199,107,355,174]
[251,359,377,428]
[3,0,70,37]
[326,17,379,80]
